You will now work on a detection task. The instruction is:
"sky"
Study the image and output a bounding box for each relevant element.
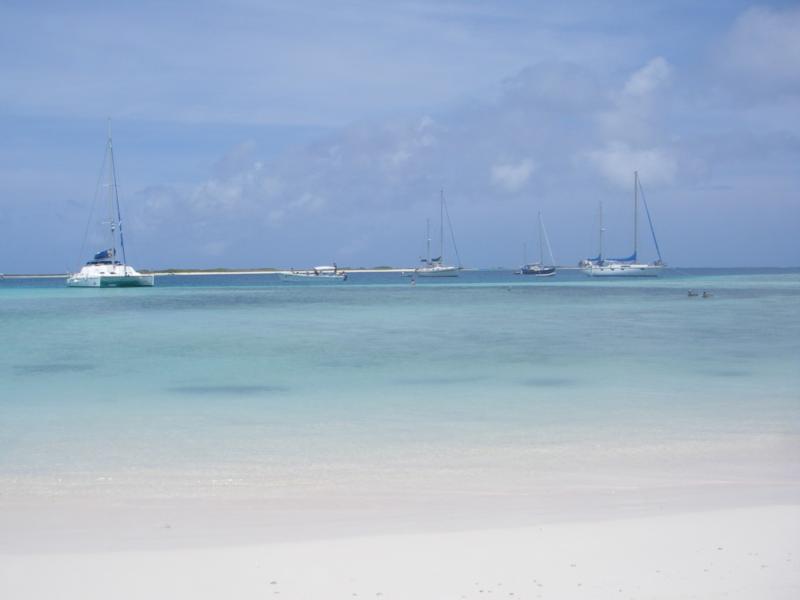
[1,0,799,272]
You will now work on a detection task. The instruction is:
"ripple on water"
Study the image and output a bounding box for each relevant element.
[167,385,288,396]
[520,377,580,388]
[14,363,96,375]
[392,375,486,386]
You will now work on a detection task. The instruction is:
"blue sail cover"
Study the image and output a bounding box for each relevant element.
[94,248,115,260]
[608,252,637,262]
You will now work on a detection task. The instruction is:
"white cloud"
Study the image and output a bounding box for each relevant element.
[490,159,537,192]
[597,57,673,145]
[585,142,676,188]
[623,57,672,97]
[381,116,439,169]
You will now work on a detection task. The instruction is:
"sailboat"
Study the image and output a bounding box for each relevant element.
[415,190,461,277]
[520,212,556,277]
[67,122,154,287]
[582,171,664,277]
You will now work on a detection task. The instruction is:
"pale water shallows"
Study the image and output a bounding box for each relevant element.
[1,269,798,540]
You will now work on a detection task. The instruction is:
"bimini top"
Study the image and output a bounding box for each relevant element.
[86,248,118,265]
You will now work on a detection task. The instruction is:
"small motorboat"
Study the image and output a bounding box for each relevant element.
[280,265,348,282]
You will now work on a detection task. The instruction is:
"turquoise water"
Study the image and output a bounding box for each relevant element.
[1,269,799,504]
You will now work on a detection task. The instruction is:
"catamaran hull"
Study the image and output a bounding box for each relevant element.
[67,274,154,287]
[584,264,662,277]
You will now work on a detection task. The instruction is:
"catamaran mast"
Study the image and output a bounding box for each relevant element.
[105,122,117,265]
[108,120,127,268]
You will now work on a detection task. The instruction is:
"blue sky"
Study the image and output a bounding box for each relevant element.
[1,0,798,272]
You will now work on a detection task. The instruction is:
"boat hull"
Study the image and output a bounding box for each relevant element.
[66,274,154,287]
[280,273,347,283]
[583,263,662,277]
[520,265,556,277]
[415,266,460,277]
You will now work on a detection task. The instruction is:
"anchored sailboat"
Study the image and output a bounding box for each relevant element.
[582,171,664,277]
[415,190,461,277]
[520,212,556,277]
[67,122,153,287]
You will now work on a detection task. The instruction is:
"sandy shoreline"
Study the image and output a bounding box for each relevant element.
[1,505,797,599]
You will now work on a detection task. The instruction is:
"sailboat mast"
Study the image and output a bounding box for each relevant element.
[439,189,444,263]
[426,218,431,264]
[599,201,605,262]
[634,170,638,261]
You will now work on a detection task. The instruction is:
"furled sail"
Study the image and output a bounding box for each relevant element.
[608,252,637,262]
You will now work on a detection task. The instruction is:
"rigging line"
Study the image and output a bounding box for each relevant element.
[541,215,556,266]
[75,149,108,272]
[637,178,663,262]
[442,192,462,268]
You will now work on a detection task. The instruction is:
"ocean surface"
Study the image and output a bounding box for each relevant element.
[2,268,799,526]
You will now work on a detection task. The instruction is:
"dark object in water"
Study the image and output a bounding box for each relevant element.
[702,291,713,298]
[688,290,699,297]
[520,264,556,276]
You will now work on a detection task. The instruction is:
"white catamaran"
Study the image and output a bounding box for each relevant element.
[67,122,153,287]
[416,190,461,277]
[582,171,664,277]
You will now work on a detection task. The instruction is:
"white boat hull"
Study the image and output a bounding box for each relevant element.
[280,273,347,283]
[67,274,154,287]
[67,264,154,287]
[415,265,460,277]
[583,263,662,277]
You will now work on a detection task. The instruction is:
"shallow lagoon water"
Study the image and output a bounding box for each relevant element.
[1,269,798,508]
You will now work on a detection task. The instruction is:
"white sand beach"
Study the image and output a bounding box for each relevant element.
[1,505,798,599]
[2,426,799,598]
